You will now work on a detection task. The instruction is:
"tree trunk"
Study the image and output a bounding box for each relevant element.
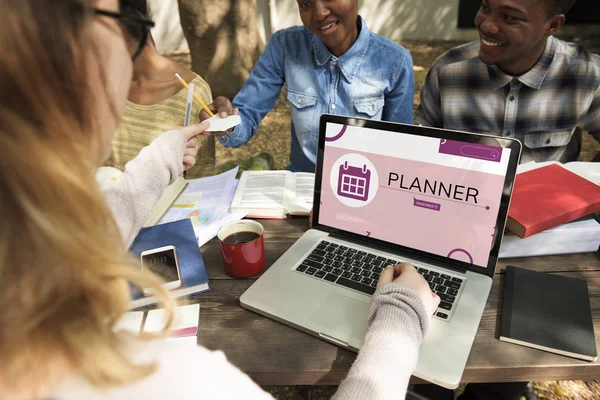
[177,0,263,100]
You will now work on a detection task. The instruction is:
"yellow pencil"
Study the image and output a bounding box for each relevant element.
[175,73,214,117]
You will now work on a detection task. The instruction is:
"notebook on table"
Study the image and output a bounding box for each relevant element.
[129,219,210,309]
[500,266,597,361]
[240,114,522,389]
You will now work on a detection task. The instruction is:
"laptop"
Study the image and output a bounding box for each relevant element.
[240,115,522,389]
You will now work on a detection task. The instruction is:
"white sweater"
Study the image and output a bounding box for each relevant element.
[50,285,428,399]
[58,131,429,399]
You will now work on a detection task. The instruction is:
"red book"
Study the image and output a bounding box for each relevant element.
[506,164,600,238]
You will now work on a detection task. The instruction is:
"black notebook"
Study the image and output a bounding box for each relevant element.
[500,266,597,361]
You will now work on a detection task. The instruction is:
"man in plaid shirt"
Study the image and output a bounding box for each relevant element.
[416,0,600,163]
[415,1,598,400]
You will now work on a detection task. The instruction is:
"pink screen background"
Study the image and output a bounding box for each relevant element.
[319,146,506,267]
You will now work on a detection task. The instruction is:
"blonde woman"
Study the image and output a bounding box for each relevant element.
[0,0,439,399]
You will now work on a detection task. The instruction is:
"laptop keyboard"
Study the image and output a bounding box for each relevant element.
[294,240,465,320]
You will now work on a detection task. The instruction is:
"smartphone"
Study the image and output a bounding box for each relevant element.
[140,245,182,296]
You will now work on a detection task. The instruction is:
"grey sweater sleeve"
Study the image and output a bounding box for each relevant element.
[103,130,186,248]
[332,284,430,400]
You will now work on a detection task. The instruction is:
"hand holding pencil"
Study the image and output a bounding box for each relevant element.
[175,73,214,117]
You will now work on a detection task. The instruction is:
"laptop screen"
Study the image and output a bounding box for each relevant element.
[317,121,514,269]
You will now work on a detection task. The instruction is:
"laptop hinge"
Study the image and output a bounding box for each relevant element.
[328,232,468,275]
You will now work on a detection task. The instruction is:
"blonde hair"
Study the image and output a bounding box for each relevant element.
[0,0,173,393]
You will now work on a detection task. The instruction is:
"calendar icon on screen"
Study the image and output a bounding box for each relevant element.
[337,161,371,202]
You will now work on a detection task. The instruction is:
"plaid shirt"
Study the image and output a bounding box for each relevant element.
[415,36,600,163]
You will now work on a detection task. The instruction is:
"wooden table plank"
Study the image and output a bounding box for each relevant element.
[462,270,600,382]
[194,271,600,386]
[200,219,600,280]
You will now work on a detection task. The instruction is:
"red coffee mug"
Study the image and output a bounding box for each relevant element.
[217,220,265,278]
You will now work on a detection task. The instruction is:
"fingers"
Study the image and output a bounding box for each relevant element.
[209,130,231,138]
[184,148,196,158]
[432,293,441,308]
[199,108,212,122]
[181,121,210,140]
[183,155,196,170]
[393,262,414,277]
[187,136,198,149]
[213,96,233,118]
[423,292,441,317]
[376,265,395,288]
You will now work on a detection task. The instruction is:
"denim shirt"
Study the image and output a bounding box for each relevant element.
[218,17,414,172]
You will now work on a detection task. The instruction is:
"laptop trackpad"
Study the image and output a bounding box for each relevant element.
[310,293,369,343]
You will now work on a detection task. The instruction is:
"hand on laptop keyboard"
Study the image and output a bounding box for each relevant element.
[377,263,441,317]
[295,241,460,320]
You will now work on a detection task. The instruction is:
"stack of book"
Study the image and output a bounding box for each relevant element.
[499,161,600,258]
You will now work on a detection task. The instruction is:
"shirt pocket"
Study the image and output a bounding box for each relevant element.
[287,88,318,135]
[523,128,574,149]
[353,96,385,118]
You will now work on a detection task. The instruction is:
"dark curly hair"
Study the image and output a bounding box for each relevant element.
[542,0,576,16]
[119,0,151,37]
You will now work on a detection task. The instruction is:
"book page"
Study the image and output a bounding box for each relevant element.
[143,304,200,337]
[160,167,238,228]
[231,171,290,211]
[286,172,315,215]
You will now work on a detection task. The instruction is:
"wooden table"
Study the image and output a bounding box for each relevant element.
[192,219,600,386]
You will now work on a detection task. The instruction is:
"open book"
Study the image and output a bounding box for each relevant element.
[229,170,315,219]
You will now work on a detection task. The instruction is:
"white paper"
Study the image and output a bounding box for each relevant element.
[205,114,241,132]
[160,167,245,245]
[143,304,200,336]
[114,311,144,333]
[563,162,600,184]
[196,212,246,247]
[195,178,245,246]
[161,167,238,223]
[500,218,600,258]
[165,335,198,349]
[516,160,600,184]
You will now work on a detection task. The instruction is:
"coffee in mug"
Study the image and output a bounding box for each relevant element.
[217,220,265,278]
[223,231,261,245]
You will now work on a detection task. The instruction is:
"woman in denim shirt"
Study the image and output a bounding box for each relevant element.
[203,0,415,172]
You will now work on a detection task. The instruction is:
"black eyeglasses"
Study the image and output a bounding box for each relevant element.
[92,8,155,61]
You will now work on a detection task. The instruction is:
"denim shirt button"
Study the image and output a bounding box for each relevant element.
[331,60,338,66]
[368,104,373,112]
[331,104,336,110]
[298,97,303,104]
